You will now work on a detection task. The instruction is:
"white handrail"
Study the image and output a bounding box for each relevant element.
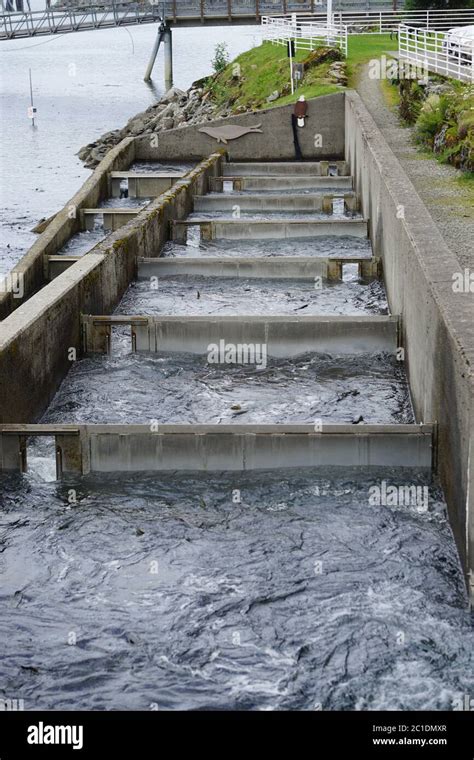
[262,9,474,35]
[398,23,473,84]
[262,16,348,57]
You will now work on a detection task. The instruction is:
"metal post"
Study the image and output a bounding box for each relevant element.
[327,0,332,29]
[144,20,165,82]
[28,67,35,127]
[289,40,294,95]
[164,25,173,89]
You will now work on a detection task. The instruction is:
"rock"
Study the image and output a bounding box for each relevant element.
[161,117,174,130]
[266,90,280,103]
[129,119,146,135]
[158,102,176,120]
[77,145,91,161]
[161,86,187,104]
[433,123,449,155]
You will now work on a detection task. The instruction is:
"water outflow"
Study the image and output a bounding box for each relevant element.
[1,159,472,711]
[0,467,472,710]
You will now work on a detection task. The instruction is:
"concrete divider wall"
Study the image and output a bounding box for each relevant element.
[345,91,474,598]
[136,93,346,162]
[0,424,435,474]
[82,315,399,356]
[0,137,136,321]
[0,152,224,424]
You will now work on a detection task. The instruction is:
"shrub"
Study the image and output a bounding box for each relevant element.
[212,43,230,74]
[415,94,447,147]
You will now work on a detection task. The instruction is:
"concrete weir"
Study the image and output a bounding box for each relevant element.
[193,193,359,213]
[136,257,382,280]
[82,315,399,356]
[81,208,140,232]
[209,176,353,192]
[0,424,434,475]
[0,92,472,600]
[172,218,368,242]
[109,172,186,198]
[222,161,350,176]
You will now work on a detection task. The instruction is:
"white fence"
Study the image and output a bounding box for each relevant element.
[263,9,474,35]
[262,16,348,56]
[398,24,473,84]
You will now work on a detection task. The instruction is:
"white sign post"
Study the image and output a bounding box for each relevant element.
[327,0,333,27]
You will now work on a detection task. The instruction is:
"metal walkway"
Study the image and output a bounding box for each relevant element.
[0,1,311,40]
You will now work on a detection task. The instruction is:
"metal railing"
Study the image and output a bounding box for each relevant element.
[262,14,347,55]
[398,23,473,84]
[0,3,162,38]
[264,9,474,35]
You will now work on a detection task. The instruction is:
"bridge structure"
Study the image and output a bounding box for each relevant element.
[0,1,324,39]
[2,3,474,41]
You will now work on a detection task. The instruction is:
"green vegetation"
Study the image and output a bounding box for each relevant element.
[203,35,406,113]
[203,36,473,176]
[345,34,395,85]
[398,79,474,172]
[212,42,230,74]
[204,42,341,112]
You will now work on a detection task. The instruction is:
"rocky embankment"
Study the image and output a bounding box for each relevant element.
[77,81,238,169]
[399,78,474,173]
[77,44,348,169]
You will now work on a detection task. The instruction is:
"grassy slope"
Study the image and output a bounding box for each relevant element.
[205,36,399,113]
[206,42,340,112]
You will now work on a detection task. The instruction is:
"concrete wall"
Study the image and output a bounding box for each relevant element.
[0,138,136,321]
[0,423,434,475]
[0,153,223,424]
[136,93,346,162]
[82,315,399,356]
[345,91,474,599]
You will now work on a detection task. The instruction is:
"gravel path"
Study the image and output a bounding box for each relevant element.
[356,65,473,270]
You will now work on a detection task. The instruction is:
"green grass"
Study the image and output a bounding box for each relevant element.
[345,34,396,86]
[457,172,474,187]
[205,42,341,112]
[205,36,401,113]
[381,78,400,110]
[267,83,340,108]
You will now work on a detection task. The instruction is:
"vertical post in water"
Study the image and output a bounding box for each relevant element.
[144,21,165,82]
[164,25,173,90]
[28,68,35,128]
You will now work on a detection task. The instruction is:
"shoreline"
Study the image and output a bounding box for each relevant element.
[77,79,234,169]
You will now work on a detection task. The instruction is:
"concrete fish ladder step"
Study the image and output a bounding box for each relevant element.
[210,176,353,192]
[137,256,382,281]
[172,218,368,242]
[82,315,399,356]
[0,424,435,475]
[80,208,141,232]
[223,161,350,177]
[193,193,359,213]
[109,171,186,198]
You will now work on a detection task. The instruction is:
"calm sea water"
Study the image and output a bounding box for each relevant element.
[0,16,260,275]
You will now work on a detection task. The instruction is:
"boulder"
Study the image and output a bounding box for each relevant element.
[266,90,280,103]
[161,86,187,104]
